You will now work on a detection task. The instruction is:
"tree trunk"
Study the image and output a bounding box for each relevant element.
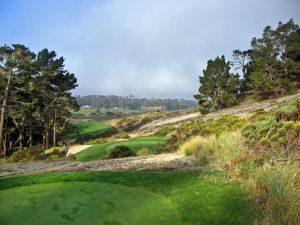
[43,115,49,150]
[3,130,7,156]
[43,103,50,150]
[29,121,32,148]
[0,70,12,156]
[53,109,56,147]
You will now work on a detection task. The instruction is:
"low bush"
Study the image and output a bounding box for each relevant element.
[113,131,130,139]
[136,148,152,156]
[243,115,300,155]
[7,145,46,163]
[106,145,136,159]
[156,135,179,153]
[154,126,176,136]
[86,138,107,145]
[179,115,247,138]
[46,149,66,160]
[275,97,300,121]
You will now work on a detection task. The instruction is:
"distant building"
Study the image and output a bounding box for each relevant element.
[141,105,166,110]
[80,105,95,109]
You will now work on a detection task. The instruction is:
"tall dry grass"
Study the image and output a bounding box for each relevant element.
[179,130,300,224]
[255,163,300,225]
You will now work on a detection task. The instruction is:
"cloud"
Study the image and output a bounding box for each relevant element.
[2,0,300,99]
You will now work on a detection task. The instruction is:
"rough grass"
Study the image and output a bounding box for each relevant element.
[75,136,166,161]
[65,120,111,138]
[255,164,300,225]
[0,171,260,225]
[179,129,300,224]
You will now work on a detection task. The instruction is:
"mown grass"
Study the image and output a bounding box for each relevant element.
[0,171,260,225]
[75,136,166,161]
[65,120,111,139]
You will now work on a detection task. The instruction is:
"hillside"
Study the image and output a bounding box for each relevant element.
[137,92,300,134]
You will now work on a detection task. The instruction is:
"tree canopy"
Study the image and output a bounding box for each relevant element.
[0,44,78,155]
[194,55,240,114]
[195,19,300,113]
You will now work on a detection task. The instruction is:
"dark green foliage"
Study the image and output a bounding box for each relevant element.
[106,145,136,159]
[249,19,300,99]
[194,55,240,113]
[0,44,78,155]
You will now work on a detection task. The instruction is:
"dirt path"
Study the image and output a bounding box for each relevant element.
[0,153,200,177]
[59,153,199,172]
[0,160,78,177]
[67,145,92,156]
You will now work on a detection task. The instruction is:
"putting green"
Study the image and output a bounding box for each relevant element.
[75,136,166,161]
[0,181,181,225]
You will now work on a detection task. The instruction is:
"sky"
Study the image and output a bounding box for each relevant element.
[1,0,300,99]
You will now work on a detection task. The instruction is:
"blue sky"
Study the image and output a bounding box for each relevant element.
[1,0,300,99]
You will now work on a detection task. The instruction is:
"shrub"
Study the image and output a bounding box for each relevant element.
[113,132,130,139]
[154,126,176,136]
[156,135,179,153]
[275,97,300,121]
[67,153,77,161]
[46,149,66,160]
[136,148,152,156]
[179,115,247,138]
[7,145,46,163]
[243,117,300,154]
[106,145,136,159]
[86,138,107,145]
[255,163,300,225]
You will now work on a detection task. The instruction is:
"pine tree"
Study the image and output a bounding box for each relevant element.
[194,56,240,114]
[249,19,300,99]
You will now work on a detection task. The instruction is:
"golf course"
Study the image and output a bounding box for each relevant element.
[1,2,300,224]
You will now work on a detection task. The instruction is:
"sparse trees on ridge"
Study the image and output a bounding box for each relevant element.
[195,19,300,113]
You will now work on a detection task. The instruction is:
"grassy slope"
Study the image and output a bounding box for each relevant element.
[75,136,166,161]
[66,120,111,138]
[0,171,260,225]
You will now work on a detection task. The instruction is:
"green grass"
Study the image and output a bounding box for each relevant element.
[76,136,166,161]
[0,171,260,225]
[66,120,111,138]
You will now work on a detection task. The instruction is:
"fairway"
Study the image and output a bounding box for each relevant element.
[0,171,259,225]
[75,136,166,161]
[66,120,111,138]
